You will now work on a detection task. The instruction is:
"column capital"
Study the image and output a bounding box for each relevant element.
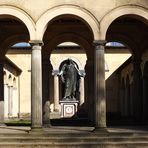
[80,70,86,77]
[52,70,59,76]
[0,58,4,64]
[132,56,142,65]
[42,59,51,66]
[29,40,44,46]
[93,40,107,47]
[0,60,4,69]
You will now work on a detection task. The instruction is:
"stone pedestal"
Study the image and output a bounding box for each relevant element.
[60,100,79,118]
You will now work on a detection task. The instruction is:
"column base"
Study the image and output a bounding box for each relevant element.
[92,127,109,134]
[54,109,59,112]
[30,127,44,133]
[0,122,6,126]
[43,123,51,128]
[43,118,51,126]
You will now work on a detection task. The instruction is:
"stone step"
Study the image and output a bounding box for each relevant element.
[1,126,148,147]
[0,132,148,137]
[0,134,148,143]
[0,142,148,148]
[0,133,148,147]
[0,138,148,143]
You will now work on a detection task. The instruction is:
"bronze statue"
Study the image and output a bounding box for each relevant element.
[59,59,82,101]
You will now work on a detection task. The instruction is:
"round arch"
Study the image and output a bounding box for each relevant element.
[100,5,148,40]
[13,77,17,88]
[36,5,99,40]
[0,6,36,40]
[106,34,137,54]
[47,34,89,70]
[48,33,92,50]
[8,74,13,86]
[44,33,92,59]
[0,34,29,57]
[53,56,84,71]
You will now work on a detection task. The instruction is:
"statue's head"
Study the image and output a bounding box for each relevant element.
[67,58,72,64]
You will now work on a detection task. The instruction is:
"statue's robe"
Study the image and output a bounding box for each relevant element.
[61,63,78,99]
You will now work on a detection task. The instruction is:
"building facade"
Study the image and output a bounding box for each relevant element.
[0,0,147,130]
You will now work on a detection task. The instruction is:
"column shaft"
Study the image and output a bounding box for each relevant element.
[143,76,148,119]
[31,43,42,128]
[4,84,8,119]
[54,74,59,112]
[85,60,94,122]
[132,57,142,120]
[0,61,4,122]
[42,60,50,124]
[79,77,85,106]
[94,40,106,128]
[8,86,13,117]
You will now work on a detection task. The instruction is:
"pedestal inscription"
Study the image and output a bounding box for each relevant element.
[60,101,79,117]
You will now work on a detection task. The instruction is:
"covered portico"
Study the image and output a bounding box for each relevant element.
[0,4,147,133]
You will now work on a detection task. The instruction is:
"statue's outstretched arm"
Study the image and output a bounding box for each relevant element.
[58,70,63,76]
[58,64,66,82]
[58,64,66,75]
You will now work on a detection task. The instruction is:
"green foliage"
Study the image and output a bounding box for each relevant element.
[4,120,31,126]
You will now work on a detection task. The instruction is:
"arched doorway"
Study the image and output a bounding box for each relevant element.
[42,15,95,126]
[105,13,148,125]
[0,10,33,123]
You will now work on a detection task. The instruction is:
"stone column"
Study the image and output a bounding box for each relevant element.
[13,86,18,117]
[143,75,148,119]
[120,79,125,117]
[18,76,21,118]
[85,60,94,122]
[132,56,142,120]
[8,86,13,117]
[30,41,43,129]
[4,83,8,119]
[0,61,4,122]
[79,72,85,106]
[42,59,50,125]
[53,70,59,112]
[94,40,106,129]
[8,85,10,117]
